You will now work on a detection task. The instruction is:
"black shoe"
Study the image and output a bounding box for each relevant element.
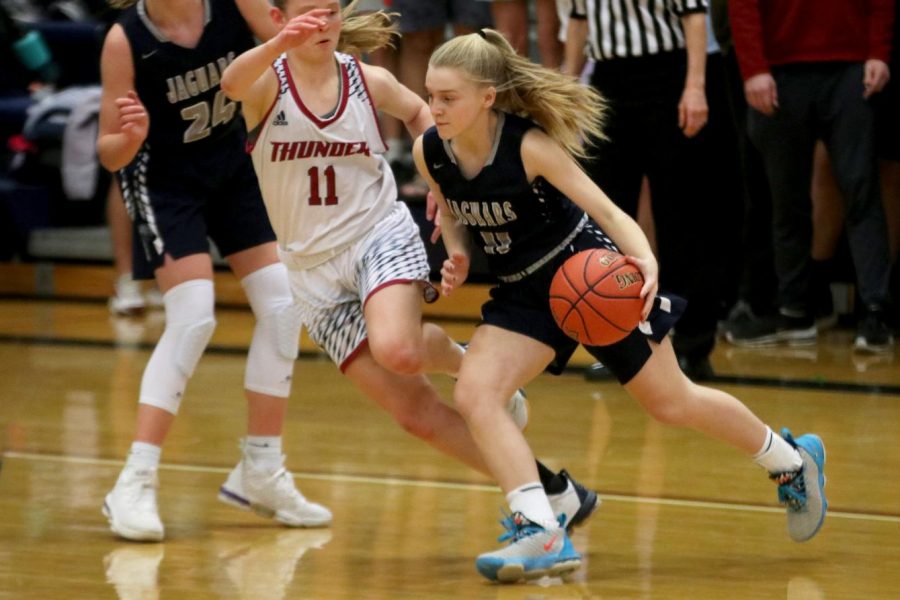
[677,355,715,381]
[584,362,614,381]
[854,308,894,354]
[726,312,816,347]
[719,301,754,338]
[547,469,600,532]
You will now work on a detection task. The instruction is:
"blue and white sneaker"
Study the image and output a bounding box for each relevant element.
[475,513,582,583]
[771,428,827,542]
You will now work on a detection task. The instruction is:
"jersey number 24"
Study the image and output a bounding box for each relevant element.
[180,90,236,144]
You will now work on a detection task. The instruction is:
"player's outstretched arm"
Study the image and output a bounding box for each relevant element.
[362,63,433,140]
[221,9,329,103]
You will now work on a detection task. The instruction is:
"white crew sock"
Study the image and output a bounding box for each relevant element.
[753,427,803,474]
[507,482,558,530]
[125,441,161,470]
[245,435,284,471]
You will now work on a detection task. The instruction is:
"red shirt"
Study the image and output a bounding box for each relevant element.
[729,0,895,80]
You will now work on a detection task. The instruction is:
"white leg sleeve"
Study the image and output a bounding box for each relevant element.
[139,279,216,414]
[242,262,299,398]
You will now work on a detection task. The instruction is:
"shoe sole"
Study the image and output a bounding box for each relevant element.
[853,338,894,354]
[726,332,818,348]
[218,486,332,528]
[492,557,582,583]
[102,500,164,542]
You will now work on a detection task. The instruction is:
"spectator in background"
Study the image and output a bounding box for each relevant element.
[0,3,59,140]
[869,0,899,327]
[729,0,895,353]
[565,0,725,380]
[484,0,563,67]
[709,0,780,341]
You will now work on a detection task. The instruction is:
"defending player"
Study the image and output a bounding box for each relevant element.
[220,0,603,539]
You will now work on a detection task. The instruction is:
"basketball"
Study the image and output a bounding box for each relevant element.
[549,249,644,346]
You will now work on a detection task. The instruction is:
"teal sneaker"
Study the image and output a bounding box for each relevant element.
[475,513,581,583]
[771,429,827,542]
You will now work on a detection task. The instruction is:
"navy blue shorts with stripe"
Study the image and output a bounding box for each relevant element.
[481,222,686,384]
[118,136,276,280]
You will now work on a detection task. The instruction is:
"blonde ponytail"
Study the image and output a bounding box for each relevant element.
[338,0,399,56]
[429,29,607,159]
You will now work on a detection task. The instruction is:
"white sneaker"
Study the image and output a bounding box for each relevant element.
[144,285,164,310]
[102,467,164,541]
[218,451,332,527]
[109,275,146,317]
[506,389,529,431]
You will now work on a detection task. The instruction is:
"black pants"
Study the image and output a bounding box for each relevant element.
[721,49,778,316]
[582,52,730,361]
[747,62,891,313]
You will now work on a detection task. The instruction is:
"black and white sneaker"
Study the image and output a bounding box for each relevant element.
[547,469,600,531]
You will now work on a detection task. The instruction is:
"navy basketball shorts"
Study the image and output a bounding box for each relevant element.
[481,222,686,384]
[118,140,276,280]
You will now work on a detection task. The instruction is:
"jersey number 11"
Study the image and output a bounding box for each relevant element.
[307,165,338,206]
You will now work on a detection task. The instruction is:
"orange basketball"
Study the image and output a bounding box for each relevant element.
[549,248,644,346]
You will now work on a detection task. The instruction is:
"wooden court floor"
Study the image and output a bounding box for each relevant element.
[1,297,899,599]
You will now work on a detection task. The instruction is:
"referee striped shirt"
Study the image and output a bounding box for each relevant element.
[571,0,708,61]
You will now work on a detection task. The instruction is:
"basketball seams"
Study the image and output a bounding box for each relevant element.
[549,248,643,346]
[586,248,626,287]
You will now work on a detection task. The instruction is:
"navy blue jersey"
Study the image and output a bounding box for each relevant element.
[422,113,586,280]
[119,0,254,153]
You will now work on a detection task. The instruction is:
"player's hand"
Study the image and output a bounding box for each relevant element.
[272,8,331,53]
[678,86,708,138]
[115,91,149,143]
[744,72,779,116]
[440,252,469,296]
[426,191,442,244]
[626,254,658,320]
[863,59,890,99]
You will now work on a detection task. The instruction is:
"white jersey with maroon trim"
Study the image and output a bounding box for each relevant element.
[249,52,396,258]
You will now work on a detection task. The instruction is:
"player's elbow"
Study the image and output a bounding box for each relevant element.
[219,76,242,102]
[98,142,128,173]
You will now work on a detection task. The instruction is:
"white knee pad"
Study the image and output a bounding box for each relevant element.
[243,263,299,398]
[139,279,216,414]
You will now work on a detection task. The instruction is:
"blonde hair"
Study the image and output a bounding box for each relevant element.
[337,0,399,56]
[269,0,399,56]
[429,29,607,159]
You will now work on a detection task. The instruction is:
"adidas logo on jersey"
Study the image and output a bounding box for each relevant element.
[273,110,288,126]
